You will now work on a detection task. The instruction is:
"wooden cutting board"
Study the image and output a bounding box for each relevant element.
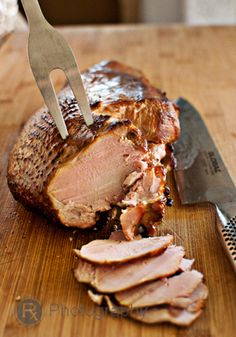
[0,25,236,337]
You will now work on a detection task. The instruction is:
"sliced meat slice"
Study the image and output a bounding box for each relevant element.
[74,245,185,293]
[115,270,203,308]
[74,258,95,284]
[130,306,202,326]
[168,282,208,309]
[187,283,208,312]
[75,235,173,264]
[109,230,127,241]
[179,258,195,272]
[119,205,146,240]
[109,229,142,241]
[120,165,167,240]
[87,283,208,326]
[88,290,129,316]
[130,282,208,325]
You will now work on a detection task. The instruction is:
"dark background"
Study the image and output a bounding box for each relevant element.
[18,1,236,26]
[19,0,139,25]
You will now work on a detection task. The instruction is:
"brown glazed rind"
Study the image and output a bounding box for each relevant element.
[63,60,180,144]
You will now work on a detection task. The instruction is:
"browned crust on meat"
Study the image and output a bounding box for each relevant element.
[82,61,164,104]
[61,60,180,144]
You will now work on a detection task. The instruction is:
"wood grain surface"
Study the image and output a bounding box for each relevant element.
[0,25,236,337]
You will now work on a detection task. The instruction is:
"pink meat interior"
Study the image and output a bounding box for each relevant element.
[47,128,146,228]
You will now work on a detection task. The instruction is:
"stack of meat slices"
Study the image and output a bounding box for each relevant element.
[74,232,208,326]
[7,60,180,240]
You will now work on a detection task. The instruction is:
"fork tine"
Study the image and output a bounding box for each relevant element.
[37,77,69,139]
[65,67,93,126]
[21,0,93,136]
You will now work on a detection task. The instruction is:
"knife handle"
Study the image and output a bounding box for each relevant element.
[215,206,236,273]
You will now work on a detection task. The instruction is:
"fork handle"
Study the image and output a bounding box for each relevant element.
[21,0,46,28]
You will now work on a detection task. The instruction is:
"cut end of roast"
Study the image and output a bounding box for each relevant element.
[47,123,147,228]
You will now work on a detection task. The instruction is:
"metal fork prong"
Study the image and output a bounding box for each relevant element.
[38,77,69,139]
[65,67,93,126]
[21,0,94,138]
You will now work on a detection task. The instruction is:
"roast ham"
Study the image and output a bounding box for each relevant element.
[7,61,180,238]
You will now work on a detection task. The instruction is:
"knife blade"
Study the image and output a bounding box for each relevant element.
[173,97,236,272]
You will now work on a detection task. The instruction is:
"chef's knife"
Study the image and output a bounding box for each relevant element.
[173,98,236,272]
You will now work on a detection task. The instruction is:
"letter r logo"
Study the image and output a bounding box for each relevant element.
[16,298,42,325]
